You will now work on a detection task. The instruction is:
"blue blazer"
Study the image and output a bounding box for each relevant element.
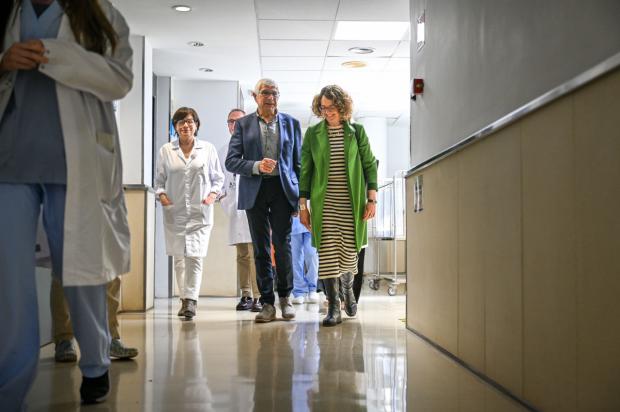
[225,112,301,210]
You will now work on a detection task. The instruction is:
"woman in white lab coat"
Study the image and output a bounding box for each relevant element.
[0,0,132,407]
[155,107,224,319]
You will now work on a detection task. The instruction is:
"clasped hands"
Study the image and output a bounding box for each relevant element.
[258,158,277,174]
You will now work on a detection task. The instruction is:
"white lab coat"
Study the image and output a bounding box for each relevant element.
[217,144,252,245]
[155,139,224,257]
[0,1,133,286]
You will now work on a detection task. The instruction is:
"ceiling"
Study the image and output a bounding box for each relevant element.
[113,0,411,127]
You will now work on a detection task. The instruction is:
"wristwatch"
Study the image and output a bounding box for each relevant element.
[367,199,378,205]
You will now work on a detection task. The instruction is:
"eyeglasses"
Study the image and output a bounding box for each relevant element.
[258,90,280,98]
[227,119,237,125]
[320,105,338,113]
[177,119,195,126]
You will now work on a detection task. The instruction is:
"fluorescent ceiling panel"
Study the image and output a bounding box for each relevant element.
[334,21,410,41]
[337,0,410,22]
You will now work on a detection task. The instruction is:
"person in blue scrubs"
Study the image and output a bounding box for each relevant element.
[0,0,133,408]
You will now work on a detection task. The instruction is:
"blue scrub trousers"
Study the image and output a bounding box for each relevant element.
[291,232,318,297]
[0,183,110,411]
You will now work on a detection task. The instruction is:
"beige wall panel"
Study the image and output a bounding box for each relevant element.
[457,145,486,372]
[521,98,577,412]
[406,177,416,325]
[122,190,146,311]
[407,163,459,353]
[574,69,620,411]
[459,126,523,396]
[173,206,238,297]
[144,192,155,310]
[201,206,238,296]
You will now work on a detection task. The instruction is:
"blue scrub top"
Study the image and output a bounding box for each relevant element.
[0,0,66,184]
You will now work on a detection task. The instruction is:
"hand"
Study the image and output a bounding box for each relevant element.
[300,209,312,231]
[0,40,48,72]
[202,192,217,205]
[258,158,277,174]
[362,202,376,221]
[159,194,172,206]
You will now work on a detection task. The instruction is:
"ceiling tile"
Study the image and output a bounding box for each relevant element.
[262,70,322,82]
[256,0,338,20]
[327,40,399,57]
[337,0,410,21]
[276,82,321,94]
[262,57,325,71]
[258,20,334,40]
[260,40,328,56]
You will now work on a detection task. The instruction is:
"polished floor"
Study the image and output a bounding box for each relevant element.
[27,292,530,411]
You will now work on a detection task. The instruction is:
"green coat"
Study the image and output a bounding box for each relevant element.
[299,120,378,252]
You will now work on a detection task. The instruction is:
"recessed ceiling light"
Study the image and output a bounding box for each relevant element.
[335,21,409,41]
[348,47,375,55]
[172,5,191,12]
[198,67,213,72]
[341,61,367,69]
[187,41,204,47]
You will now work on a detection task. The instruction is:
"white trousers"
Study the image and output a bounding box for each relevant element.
[174,256,203,301]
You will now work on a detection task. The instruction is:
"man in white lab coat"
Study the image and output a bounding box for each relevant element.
[218,109,262,312]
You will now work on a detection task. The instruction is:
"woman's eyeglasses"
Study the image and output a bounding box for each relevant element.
[177,119,195,126]
[320,105,338,113]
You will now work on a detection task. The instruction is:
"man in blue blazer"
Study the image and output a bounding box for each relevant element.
[225,78,301,323]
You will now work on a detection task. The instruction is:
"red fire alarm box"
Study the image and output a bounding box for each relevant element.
[411,78,424,100]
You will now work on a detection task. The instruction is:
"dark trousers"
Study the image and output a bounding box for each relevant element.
[246,178,294,305]
[353,248,365,302]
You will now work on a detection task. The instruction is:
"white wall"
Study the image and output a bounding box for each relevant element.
[386,122,410,177]
[119,35,153,185]
[171,80,240,151]
[409,0,620,166]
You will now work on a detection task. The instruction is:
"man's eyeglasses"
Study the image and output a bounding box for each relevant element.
[227,119,237,125]
[258,90,280,98]
[320,105,338,113]
[177,119,196,126]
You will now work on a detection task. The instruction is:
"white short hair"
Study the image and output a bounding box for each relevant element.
[253,78,279,95]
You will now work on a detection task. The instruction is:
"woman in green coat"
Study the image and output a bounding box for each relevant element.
[299,85,378,327]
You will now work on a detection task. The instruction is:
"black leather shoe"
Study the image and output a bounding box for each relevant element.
[251,298,263,312]
[80,371,109,404]
[236,296,253,311]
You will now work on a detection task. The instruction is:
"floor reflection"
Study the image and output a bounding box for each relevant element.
[27,296,529,411]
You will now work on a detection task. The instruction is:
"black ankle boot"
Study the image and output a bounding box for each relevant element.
[341,272,357,317]
[322,278,342,327]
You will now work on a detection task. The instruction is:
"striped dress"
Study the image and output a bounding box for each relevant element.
[317,126,358,279]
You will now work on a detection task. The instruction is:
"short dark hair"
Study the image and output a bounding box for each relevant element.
[172,107,200,136]
[311,85,353,121]
[228,108,245,118]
